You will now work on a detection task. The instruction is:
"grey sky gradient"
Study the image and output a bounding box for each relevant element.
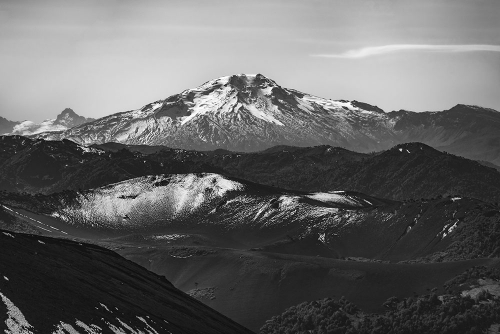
[1,0,500,122]
[313,44,500,58]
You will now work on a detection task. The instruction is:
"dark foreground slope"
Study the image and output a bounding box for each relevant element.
[0,229,253,334]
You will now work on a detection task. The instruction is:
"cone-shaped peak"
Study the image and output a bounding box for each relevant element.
[197,73,279,91]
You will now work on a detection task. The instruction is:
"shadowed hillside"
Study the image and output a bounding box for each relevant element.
[0,229,254,334]
[2,136,500,204]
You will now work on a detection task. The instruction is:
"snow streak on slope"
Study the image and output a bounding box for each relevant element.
[0,288,172,334]
[1,289,34,334]
[306,191,373,207]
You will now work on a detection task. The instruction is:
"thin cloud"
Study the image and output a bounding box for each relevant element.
[312,44,500,59]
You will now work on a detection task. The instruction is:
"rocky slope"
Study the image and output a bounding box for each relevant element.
[0,229,253,334]
[32,74,500,165]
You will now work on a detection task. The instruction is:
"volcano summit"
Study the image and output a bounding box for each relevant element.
[36,74,500,165]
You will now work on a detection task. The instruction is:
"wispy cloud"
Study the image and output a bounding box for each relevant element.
[312,44,500,59]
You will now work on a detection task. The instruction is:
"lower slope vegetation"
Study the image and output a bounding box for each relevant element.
[260,266,500,334]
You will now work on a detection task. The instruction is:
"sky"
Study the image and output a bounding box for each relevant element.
[1,0,499,122]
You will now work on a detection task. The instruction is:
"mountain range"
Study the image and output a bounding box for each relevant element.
[30,73,500,165]
[1,136,499,203]
[2,73,500,333]
[0,108,94,136]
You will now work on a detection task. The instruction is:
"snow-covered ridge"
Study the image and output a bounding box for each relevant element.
[47,172,382,233]
[53,173,245,228]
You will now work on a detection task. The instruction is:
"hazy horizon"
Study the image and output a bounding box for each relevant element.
[1,0,499,122]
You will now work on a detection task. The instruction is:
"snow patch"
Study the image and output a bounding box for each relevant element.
[100,303,111,313]
[136,316,160,334]
[75,320,102,334]
[52,322,80,334]
[78,145,104,155]
[149,234,187,241]
[2,232,14,238]
[170,254,193,259]
[439,220,459,239]
[0,289,34,334]
[306,192,367,207]
[318,233,326,243]
[279,195,300,210]
[245,104,284,126]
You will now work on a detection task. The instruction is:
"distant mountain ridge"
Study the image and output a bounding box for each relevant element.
[4,108,94,136]
[32,73,500,165]
[1,136,500,203]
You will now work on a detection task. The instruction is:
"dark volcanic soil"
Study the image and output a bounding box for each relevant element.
[0,229,254,334]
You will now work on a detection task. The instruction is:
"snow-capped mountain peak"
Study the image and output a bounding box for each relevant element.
[146,73,287,126]
[30,74,401,151]
[32,74,500,164]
